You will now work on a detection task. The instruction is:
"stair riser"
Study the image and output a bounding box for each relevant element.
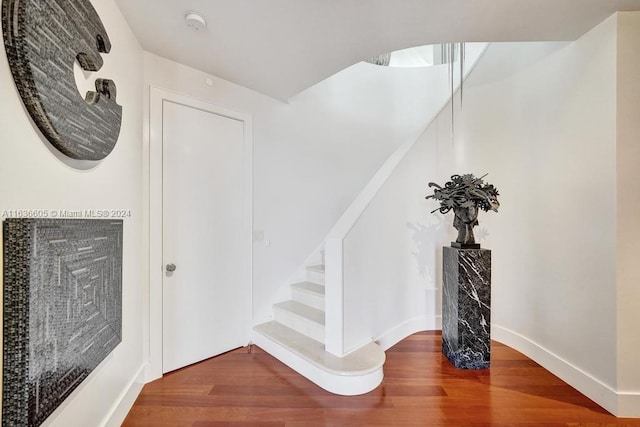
[306,270,325,285]
[273,308,325,343]
[292,288,325,311]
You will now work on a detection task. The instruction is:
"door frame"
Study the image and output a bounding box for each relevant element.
[147,86,253,381]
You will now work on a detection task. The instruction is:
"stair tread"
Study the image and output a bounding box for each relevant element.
[306,264,325,273]
[273,300,325,324]
[291,281,325,296]
[254,321,385,376]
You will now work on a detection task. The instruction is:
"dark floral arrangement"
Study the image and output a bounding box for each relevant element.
[426,174,500,213]
[426,174,499,246]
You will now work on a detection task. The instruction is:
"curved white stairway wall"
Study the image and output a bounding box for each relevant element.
[324,43,488,356]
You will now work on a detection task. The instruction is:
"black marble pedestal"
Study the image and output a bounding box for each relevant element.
[442,246,491,369]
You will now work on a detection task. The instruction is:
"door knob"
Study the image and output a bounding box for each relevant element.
[166,263,176,272]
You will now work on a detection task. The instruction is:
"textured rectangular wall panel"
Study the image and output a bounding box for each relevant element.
[442,246,491,369]
[3,219,123,426]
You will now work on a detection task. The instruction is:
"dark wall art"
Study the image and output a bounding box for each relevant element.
[1,0,122,160]
[3,219,123,426]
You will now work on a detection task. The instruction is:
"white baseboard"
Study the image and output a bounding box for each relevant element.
[102,365,146,427]
[492,324,619,415]
[417,321,640,418]
[376,315,440,351]
[618,392,640,418]
[435,314,442,330]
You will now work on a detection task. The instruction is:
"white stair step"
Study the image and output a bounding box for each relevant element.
[273,300,325,343]
[291,281,325,311]
[253,321,385,395]
[306,264,325,285]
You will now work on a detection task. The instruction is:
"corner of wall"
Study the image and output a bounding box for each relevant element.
[615,10,640,416]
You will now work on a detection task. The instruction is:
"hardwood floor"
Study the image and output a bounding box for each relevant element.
[123,332,640,426]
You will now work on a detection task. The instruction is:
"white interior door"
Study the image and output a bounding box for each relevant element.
[162,99,249,373]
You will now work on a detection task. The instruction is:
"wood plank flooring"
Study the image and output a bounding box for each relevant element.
[123,332,640,426]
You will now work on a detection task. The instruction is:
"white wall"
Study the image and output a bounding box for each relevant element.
[342,118,452,352]
[0,1,144,426]
[331,44,488,355]
[616,12,640,416]
[340,14,639,415]
[143,52,462,324]
[457,20,619,407]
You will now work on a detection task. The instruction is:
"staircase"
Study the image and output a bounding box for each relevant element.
[253,263,386,395]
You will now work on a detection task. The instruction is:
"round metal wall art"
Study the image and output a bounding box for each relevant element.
[2,0,122,161]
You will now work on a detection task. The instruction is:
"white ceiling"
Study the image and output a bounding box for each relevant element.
[114,0,640,101]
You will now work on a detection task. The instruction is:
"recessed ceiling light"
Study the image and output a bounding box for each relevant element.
[185,12,206,31]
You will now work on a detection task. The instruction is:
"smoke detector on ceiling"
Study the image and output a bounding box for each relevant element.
[185,12,206,31]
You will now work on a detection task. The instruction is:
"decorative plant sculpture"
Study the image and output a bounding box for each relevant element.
[426,174,499,247]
